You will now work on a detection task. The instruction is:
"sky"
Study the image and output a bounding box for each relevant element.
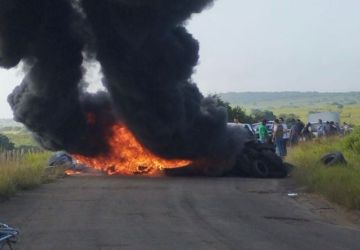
[1,0,360,118]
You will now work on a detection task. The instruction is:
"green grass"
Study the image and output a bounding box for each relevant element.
[0,125,39,148]
[0,151,65,199]
[231,104,360,126]
[222,92,360,125]
[272,104,360,126]
[286,135,360,210]
[2,130,38,148]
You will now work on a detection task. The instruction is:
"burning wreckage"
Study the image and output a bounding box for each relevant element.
[0,0,287,178]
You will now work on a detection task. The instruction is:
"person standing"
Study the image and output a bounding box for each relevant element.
[328,121,338,136]
[279,117,288,154]
[272,119,285,158]
[317,119,325,138]
[343,122,352,135]
[301,122,312,141]
[258,119,269,143]
[289,119,303,146]
[324,121,331,136]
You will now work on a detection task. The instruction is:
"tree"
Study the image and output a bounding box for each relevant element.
[229,106,253,123]
[278,113,300,126]
[211,95,253,123]
[211,94,233,119]
[0,134,15,151]
[251,109,276,122]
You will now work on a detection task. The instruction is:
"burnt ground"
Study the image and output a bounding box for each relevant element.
[0,175,359,250]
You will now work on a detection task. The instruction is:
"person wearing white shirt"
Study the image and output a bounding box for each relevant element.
[279,117,288,155]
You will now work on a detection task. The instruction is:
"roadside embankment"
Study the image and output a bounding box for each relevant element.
[0,151,65,199]
[286,128,360,210]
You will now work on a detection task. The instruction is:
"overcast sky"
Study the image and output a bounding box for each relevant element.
[1,0,360,118]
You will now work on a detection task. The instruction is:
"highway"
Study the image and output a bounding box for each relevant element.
[0,175,359,250]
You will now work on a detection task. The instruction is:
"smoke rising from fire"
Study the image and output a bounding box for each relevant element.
[0,0,250,170]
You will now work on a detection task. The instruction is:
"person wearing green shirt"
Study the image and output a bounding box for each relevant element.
[259,120,269,143]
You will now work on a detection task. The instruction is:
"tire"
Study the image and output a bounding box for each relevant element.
[259,150,287,178]
[251,159,270,178]
[256,142,276,153]
[321,152,347,166]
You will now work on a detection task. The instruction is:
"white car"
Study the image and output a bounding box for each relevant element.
[227,122,256,139]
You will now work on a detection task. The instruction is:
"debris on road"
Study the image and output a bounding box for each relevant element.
[288,193,299,198]
[0,222,19,250]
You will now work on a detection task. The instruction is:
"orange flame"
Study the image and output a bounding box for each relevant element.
[75,124,192,176]
[65,169,83,176]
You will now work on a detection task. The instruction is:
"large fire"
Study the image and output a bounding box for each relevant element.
[74,124,192,176]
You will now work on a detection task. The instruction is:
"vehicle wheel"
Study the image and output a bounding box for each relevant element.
[251,159,270,178]
[231,154,253,176]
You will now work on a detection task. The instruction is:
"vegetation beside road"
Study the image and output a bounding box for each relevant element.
[0,151,65,199]
[0,126,38,148]
[222,92,360,210]
[220,92,360,125]
[0,121,57,198]
[286,128,360,210]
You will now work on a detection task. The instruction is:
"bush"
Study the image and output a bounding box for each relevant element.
[343,127,360,153]
[0,151,57,198]
[0,134,15,151]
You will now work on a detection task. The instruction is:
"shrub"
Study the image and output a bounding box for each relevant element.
[0,151,56,198]
[0,134,15,151]
[343,127,360,153]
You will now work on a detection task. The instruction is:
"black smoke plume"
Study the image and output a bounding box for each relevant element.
[0,0,251,173]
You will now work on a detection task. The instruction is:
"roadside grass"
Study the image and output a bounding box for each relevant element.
[286,135,360,210]
[0,151,65,199]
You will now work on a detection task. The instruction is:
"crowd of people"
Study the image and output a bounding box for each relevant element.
[258,118,353,158]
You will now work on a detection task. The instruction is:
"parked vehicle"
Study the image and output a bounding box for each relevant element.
[227,122,256,139]
[252,121,274,139]
[308,112,340,124]
[308,112,340,137]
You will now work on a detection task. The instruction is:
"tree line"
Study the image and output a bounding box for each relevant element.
[214,95,299,125]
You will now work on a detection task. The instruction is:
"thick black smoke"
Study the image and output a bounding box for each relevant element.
[0,0,250,172]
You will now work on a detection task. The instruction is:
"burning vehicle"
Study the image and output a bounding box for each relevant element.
[0,0,287,178]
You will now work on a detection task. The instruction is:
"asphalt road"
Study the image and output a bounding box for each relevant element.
[0,175,359,250]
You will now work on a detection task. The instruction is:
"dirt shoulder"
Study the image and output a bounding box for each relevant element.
[283,178,360,229]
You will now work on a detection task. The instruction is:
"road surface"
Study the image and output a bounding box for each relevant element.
[0,175,359,250]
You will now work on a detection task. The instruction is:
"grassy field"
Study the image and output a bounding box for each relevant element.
[341,105,360,125]
[0,127,38,148]
[221,92,360,125]
[221,92,360,109]
[3,131,38,148]
[286,130,360,210]
[272,104,360,125]
[0,151,65,199]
